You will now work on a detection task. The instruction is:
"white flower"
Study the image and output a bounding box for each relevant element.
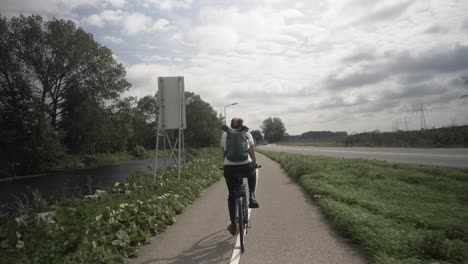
[95,190,106,196]
[84,194,99,200]
[95,214,102,221]
[36,211,56,225]
[15,240,24,249]
[114,182,120,187]
[14,215,27,225]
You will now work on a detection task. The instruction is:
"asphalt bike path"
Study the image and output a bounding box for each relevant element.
[131,173,235,264]
[131,153,368,263]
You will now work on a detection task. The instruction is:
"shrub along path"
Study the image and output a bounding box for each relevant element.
[132,153,368,264]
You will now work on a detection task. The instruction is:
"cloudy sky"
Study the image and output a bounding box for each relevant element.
[1,0,468,134]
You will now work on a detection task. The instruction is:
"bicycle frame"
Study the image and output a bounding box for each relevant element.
[233,175,249,253]
[221,163,260,253]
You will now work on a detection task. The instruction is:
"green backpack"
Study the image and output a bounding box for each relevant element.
[222,124,250,161]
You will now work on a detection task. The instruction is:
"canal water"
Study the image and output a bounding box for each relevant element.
[0,157,174,209]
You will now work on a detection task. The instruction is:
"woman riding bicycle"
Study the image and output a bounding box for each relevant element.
[220,117,259,236]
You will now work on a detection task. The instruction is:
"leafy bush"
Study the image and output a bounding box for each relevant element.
[0,149,222,263]
[131,145,146,159]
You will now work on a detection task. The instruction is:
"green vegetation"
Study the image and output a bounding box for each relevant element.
[53,148,163,171]
[0,149,222,263]
[0,15,223,178]
[258,150,468,264]
[261,116,286,143]
[280,126,468,148]
[0,15,130,177]
[250,130,264,144]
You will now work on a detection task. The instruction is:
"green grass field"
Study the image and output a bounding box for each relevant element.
[259,150,468,264]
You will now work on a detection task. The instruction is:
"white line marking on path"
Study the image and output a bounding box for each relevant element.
[229,208,252,264]
[229,168,259,264]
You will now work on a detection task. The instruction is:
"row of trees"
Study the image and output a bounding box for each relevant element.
[0,15,288,177]
[0,15,223,177]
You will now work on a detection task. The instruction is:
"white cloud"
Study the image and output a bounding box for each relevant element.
[188,6,292,53]
[102,35,124,44]
[151,18,170,31]
[0,0,126,18]
[85,10,125,27]
[83,11,171,35]
[105,0,126,8]
[142,0,193,10]
[281,8,304,19]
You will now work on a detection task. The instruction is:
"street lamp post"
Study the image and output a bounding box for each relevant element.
[224,102,238,125]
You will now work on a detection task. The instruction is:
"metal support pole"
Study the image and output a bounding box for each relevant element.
[182,129,185,164]
[178,77,183,180]
[163,131,167,168]
[153,96,161,185]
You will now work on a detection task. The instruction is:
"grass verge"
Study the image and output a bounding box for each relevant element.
[258,149,468,264]
[0,148,222,263]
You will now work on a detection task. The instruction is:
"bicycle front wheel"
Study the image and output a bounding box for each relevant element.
[242,192,249,233]
[238,198,245,253]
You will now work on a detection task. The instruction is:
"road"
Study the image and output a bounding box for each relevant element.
[259,144,468,168]
[131,153,368,264]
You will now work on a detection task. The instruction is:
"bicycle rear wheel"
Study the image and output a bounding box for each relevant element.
[238,198,245,253]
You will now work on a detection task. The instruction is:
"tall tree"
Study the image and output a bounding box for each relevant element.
[184,92,223,147]
[136,95,159,124]
[261,117,286,142]
[130,95,159,149]
[250,130,263,143]
[6,15,130,129]
[0,15,130,175]
[0,16,63,175]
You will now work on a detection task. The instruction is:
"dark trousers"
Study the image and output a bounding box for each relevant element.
[224,163,257,223]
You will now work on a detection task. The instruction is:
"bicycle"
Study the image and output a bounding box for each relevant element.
[222,163,261,253]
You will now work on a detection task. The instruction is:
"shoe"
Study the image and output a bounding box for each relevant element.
[227,223,238,235]
[249,199,259,208]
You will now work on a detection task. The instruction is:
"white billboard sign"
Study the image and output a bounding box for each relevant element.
[158,76,186,129]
